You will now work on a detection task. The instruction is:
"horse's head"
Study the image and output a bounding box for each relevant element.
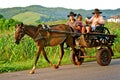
[14,23,25,44]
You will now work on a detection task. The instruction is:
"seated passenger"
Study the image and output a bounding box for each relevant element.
[75,14,84,33]
[83,8,105,33]
[66,11,76,28]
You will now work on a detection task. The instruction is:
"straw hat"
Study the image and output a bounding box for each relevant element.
[92,8,102,14]
[67,12,76,17]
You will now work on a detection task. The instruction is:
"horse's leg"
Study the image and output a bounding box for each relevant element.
[42,48,59,69]
[42,48,55,68]
[29,46,42,74]
[56,43,64,68]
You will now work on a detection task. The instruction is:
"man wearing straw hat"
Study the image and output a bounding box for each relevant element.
[83,8,105,33]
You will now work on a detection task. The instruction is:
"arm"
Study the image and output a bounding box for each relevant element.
[86,16,94,24]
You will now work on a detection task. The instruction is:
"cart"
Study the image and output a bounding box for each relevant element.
[70,26,117,66]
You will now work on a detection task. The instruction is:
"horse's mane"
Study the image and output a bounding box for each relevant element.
[24,24,39,31]
[24,24,67,32]
[24,24,36,27]
[49,24,66,27]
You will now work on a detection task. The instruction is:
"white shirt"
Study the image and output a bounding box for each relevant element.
[89,15,105,27]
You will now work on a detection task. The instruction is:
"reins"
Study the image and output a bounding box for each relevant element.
[34,28,69,42]
[38,28,81,35]
[22,24,82,43]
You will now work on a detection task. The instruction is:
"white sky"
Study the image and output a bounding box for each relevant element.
[0,0,120,10]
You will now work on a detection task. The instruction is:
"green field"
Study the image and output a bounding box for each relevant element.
[12,12,47,25]
[0,21,120,73]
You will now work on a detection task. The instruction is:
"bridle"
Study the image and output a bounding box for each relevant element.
[16,25,25,40]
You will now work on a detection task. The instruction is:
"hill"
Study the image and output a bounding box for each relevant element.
[12,12,47,25]
[0,5,120,24]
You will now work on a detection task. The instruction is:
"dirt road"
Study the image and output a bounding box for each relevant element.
[0,59,120,80]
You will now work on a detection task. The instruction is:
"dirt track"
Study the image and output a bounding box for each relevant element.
[0,59,120,80]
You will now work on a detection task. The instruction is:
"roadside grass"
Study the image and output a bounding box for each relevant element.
[0,46,119,73]
[0,47,72,73]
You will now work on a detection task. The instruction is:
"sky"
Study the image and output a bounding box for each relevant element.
[0,0,120,10]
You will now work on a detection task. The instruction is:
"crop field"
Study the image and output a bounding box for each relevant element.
[0,21,120,73]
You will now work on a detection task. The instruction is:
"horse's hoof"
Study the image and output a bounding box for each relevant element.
[76,62,80,65]
[29,70,35,74]
[53,65,59,69]
[55,65,59,69]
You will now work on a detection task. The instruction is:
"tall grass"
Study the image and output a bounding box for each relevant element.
[0,22,120,73]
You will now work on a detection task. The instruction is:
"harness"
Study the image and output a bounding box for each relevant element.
[34,24,51,46]
[34,24,74,46]
[16,25,25,40]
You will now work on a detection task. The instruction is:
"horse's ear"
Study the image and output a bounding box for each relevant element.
[21,22,23,26]
[38,24,42,27]
[15,24,20,28]
[38,24,43,29]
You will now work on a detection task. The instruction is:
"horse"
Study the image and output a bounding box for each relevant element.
[14,23,76,74]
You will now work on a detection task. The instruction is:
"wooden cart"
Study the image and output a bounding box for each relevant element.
[70,27,117,66]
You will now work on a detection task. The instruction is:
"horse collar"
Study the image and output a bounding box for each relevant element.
[42,24,50,29]
[21,26,25,32]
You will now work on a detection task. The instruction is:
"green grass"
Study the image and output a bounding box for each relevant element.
[45,20,67,25]
[0,22,120,73]
[12,12,47,25]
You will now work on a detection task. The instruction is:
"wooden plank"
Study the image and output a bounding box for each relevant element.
[80,56,96,58]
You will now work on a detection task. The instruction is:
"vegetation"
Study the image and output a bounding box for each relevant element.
[12,12,47,25]
[0,17,20,31]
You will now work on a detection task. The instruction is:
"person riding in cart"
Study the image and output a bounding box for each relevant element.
[66,12,77,30]
[76,14,84,33]
[83,8,105,33]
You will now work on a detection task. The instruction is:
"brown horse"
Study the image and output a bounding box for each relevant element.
[14,23,76,74]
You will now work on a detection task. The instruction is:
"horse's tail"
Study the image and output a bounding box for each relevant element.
[63,26,76,47]
[61,26,73,44]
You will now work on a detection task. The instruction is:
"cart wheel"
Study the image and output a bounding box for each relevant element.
[70,49,84,65]
[95,27,110,34]
[96,48,111,66]
[101,27,110,34]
